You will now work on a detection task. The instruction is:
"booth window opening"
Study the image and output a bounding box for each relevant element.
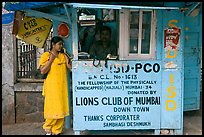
[119,9,156,60]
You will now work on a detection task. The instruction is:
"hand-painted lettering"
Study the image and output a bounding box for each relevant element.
[166,50,177,58]
[168,19,178,28]
[166,74,177,111]
[76,97,99,106]
[24,19,37,30]
[110,63,160,73]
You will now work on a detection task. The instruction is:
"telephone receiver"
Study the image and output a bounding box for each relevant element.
[60,47,65,53]
[60,47,72,59]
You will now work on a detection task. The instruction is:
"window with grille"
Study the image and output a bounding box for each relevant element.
[16,31,53,80]
[119,9,156,60]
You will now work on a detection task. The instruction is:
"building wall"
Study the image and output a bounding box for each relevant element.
[14,83,44,123]
[2,24,15,124]
[2,23,45,124]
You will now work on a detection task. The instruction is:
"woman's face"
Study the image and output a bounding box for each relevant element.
[53,41,63,51]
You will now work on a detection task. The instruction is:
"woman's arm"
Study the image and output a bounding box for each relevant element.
[64,54,72,71]
[61,48,72,71]
[40,53,56,74]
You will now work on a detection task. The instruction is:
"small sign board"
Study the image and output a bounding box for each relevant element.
[164,28,180,51]
[17,16,52,48]
[79,15,95,21]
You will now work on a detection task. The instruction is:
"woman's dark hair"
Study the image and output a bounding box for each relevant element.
[50,36,63,50]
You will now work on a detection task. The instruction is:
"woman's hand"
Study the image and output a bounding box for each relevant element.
[49,52,57,62]
[62,47,67,53]
[64,54,72,71]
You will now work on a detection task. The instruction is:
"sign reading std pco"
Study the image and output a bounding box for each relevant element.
[17,16,52,48]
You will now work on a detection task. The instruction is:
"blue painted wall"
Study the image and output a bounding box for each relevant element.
[52,20,72,128]
[183,9,202,111]
[159,10,184,133]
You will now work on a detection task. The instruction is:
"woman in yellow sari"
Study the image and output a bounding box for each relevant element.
[39,36,72,135]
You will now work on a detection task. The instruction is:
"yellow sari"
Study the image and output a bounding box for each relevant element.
[39,52,69,119]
